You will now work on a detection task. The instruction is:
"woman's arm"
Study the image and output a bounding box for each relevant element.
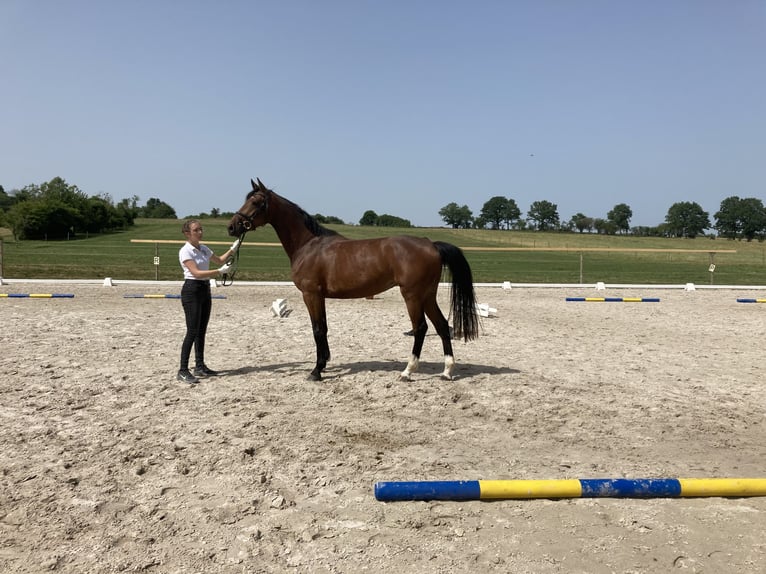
[210,239,241,267]
[183,259,228,279]
[209,252,229,266]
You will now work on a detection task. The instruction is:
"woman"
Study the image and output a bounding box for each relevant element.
[177,219,240,384]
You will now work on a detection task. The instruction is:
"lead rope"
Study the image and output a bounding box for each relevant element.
[221,231,247,287]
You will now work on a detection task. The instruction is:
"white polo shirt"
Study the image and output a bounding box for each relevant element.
[179,242,213,280]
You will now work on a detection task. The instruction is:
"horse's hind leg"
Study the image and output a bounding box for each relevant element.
[425,297,455,380]
[400,298,427,381]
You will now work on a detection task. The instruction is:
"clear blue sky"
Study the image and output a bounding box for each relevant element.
[2,1,764,227]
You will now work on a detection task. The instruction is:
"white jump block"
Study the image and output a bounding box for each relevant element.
[502,281,512,290]
[595,282,606,291]
[103,277,113,287]
[685,283,696,291]
[475,303,497,318]
[0,277,5,286]
[271,298,289,317]
[209,278,219,288]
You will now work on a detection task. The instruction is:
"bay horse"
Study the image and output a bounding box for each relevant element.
[228,178,480,381]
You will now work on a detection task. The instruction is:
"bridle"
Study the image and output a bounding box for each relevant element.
[234,190,269,231]
[223,191,268,286]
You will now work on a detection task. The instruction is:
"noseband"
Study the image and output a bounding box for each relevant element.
[235,210,256,230]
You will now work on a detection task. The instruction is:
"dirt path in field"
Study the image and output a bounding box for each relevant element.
[1,283,765,573]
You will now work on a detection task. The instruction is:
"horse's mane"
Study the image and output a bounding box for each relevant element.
[302,209,339,238]
[257,188,339,238]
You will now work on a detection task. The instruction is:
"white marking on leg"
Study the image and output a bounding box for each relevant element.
[441,355,455,380]
[400,355,420,381]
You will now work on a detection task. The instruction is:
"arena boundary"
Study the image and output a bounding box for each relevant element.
[3,278,766,291]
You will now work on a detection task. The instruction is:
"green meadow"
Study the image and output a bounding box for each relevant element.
[2,219,766,285]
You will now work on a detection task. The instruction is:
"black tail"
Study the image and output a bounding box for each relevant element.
[434,241,480,342]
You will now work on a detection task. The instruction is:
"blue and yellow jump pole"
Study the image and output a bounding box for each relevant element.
[737,298,766,303]
[565,297,660,302]
[123,294,226,299]
[374,478,766,502]
[0,293,74,298]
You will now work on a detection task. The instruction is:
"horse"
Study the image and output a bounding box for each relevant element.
[228,178,480,381]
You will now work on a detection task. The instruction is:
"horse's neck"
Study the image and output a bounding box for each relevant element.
[269,194,318,260]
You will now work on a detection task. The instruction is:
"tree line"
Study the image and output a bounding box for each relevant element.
[0,177,182,240]
[437,196,766,240]
[2,177,764,241]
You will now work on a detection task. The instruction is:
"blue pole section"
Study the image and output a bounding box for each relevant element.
[579,478,682,497]
[374,480,481,502]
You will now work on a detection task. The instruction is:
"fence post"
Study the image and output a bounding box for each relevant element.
[155,242,160,281]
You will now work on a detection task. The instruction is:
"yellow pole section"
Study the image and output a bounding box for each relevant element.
[479,479,583,499]
[679,478,766,497]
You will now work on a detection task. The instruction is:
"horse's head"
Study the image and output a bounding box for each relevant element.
[228,178,272,236]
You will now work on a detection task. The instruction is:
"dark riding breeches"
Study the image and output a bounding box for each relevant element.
[180,279,212,370]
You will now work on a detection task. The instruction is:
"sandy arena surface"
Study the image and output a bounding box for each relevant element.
[1,282,765,573]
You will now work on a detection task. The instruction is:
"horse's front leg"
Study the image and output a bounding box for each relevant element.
[310,316,330,381]
[303,293,330,381]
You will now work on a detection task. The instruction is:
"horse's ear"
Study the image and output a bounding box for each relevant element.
[256,178,266,190]
[251,178,258,191]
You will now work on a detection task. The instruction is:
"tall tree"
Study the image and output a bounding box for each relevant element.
[665,201,710,238]
[737,198,766,241]
[570,213,594,233]
[480,196,521,229]
[141,198,177,219]
[607,203,633,234]
[116,196,139,226]
[359,210,378,226]
[714,196,742,238]
[438,202,473,229]
[479,196,507,229]
[714,196,766,241]
[40,177,88,206]
[527,200,559,231]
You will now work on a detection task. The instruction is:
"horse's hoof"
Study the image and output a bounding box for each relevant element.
[399,374,411,382]
[308,372,322,381]
[440,374,453,381]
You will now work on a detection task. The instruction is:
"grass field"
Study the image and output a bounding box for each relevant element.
[2,219,766,284]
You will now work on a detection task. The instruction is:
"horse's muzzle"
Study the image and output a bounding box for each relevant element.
[228,219,248,237]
